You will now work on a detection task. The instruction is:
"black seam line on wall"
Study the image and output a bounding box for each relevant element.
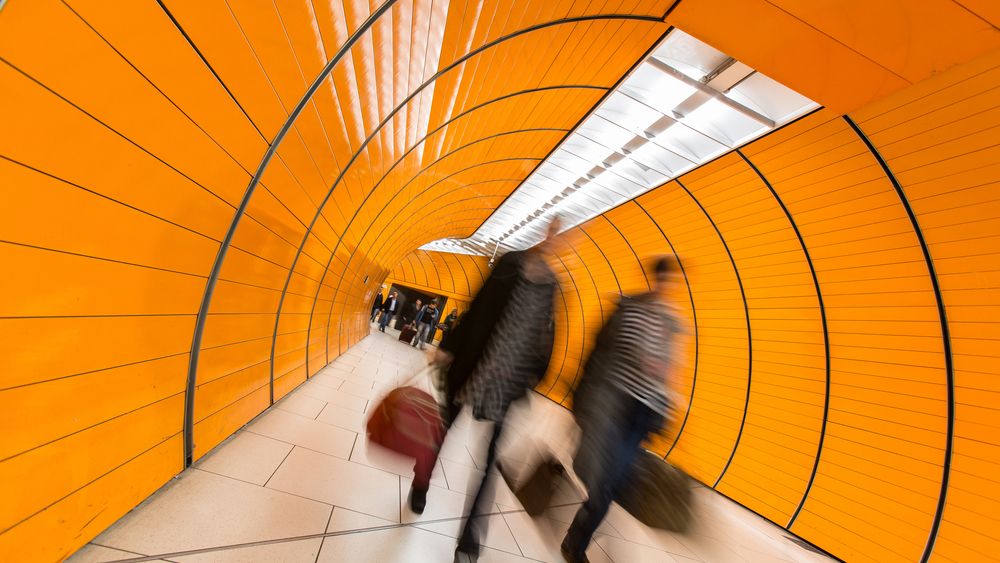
[360,152,554,284]
[358,187,526,296]
[306,109,563,366]
[66,0,331,254]
[324,192,511,354]
[315,141,549,363]
[0,430,184,537]
[267,13,662,378]
[673,177,752,488]
[631,200,699,457]
[844,116,954,563]
[578,224,623,296]
[557,235,604,401]
[482,25,672,228]
[318,124,566,362]
[661,0,683,20]
[602,215,651,291]
[548,280,572,397]
[551,251,586,404]
[736,150,832,529]
[299,84,613,355]
[181,0,398,467]
[0,58,236,215]
[154,0,268,141]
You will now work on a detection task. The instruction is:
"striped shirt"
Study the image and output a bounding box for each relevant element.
[609,295,676,414]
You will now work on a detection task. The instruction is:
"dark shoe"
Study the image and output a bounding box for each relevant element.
[560,538,589,563]
[454,543,479,563]
[409,486,427,514]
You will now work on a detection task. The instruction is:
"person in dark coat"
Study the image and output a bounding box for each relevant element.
[378,291,399,332]
[430,218,562,562]
[370,288,385,322]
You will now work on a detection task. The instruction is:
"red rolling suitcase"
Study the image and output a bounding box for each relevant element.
[398,323,417,344]
[366,386,444,490]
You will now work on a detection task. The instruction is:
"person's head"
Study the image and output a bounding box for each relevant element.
[650,256,679,292]
[429,301,436,309]
[451,308,458,316]
[415,299,422,306]
[391,291,397,298]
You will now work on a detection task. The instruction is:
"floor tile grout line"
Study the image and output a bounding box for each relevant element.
[313,401,329,421]
[315,506,335,563]
[497,504,526,558]
[262,445,296,489]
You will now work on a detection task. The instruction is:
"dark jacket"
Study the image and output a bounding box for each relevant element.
[380,296,398,313]
[415,305,439,325]
[440,251,554,401]
[371,293,384,312]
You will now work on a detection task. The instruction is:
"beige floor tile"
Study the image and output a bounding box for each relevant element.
[600,505,699,559]
[296,382,369,413]
[93,470,331,556]
[247,409,356,459]
[498,509,612,563]
[316,525,456,563]
[339,379,376,399]
[401,480,521,556]
[544,504,621,538]
[316,402,366,432]
[327,506,398,533]
[195,432,293,486]
[307,371,344,391]
[275,390,327,419]
[172,539,323,563]
[350,436,448,489]
[266,447,401,522]
[595,535,682,562]
[67,544,146,562]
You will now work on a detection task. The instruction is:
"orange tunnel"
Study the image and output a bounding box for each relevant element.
[1,1,998,561]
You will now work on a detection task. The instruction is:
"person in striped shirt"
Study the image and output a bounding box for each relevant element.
[562,256,681,563]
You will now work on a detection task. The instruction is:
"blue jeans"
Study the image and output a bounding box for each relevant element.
[378,312,394,331]
[564,393,658,557]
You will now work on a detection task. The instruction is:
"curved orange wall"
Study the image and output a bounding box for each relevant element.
[391,51,1000,562]
[0,1,996,561]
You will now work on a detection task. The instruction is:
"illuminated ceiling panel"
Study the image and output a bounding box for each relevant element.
[423,29,818,255]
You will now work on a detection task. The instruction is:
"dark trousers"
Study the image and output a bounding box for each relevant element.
[458,422,504,554]
[378,312,394,331]
[564,395,658,557]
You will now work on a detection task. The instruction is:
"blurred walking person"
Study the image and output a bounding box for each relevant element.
[370,286,385,323]
[562,257,681,563]
[378,291,399,332]
[431,219,562,562]
[412,300,440,350]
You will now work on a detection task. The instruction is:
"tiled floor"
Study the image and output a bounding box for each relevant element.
[70,328,837,563]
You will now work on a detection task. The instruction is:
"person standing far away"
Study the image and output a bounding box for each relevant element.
[378,291,399,332]
[404,299,423,329]
[438,308,460,345]
[370,286,385,323]
[412,300,440,350]
[430,217,562,562]
[560,256,682,563]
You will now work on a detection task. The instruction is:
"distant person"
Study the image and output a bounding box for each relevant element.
[562,257,681,563]
[412,301,440,350]
[378,291,399,333]
[401,298,422,329]
[437,308,459,346]
[370,288,385,323]
[432,218,562,561]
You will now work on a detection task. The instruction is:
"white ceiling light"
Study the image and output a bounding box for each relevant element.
[423,29,818,255]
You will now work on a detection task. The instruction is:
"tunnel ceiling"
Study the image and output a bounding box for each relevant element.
[423,28,818,255]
